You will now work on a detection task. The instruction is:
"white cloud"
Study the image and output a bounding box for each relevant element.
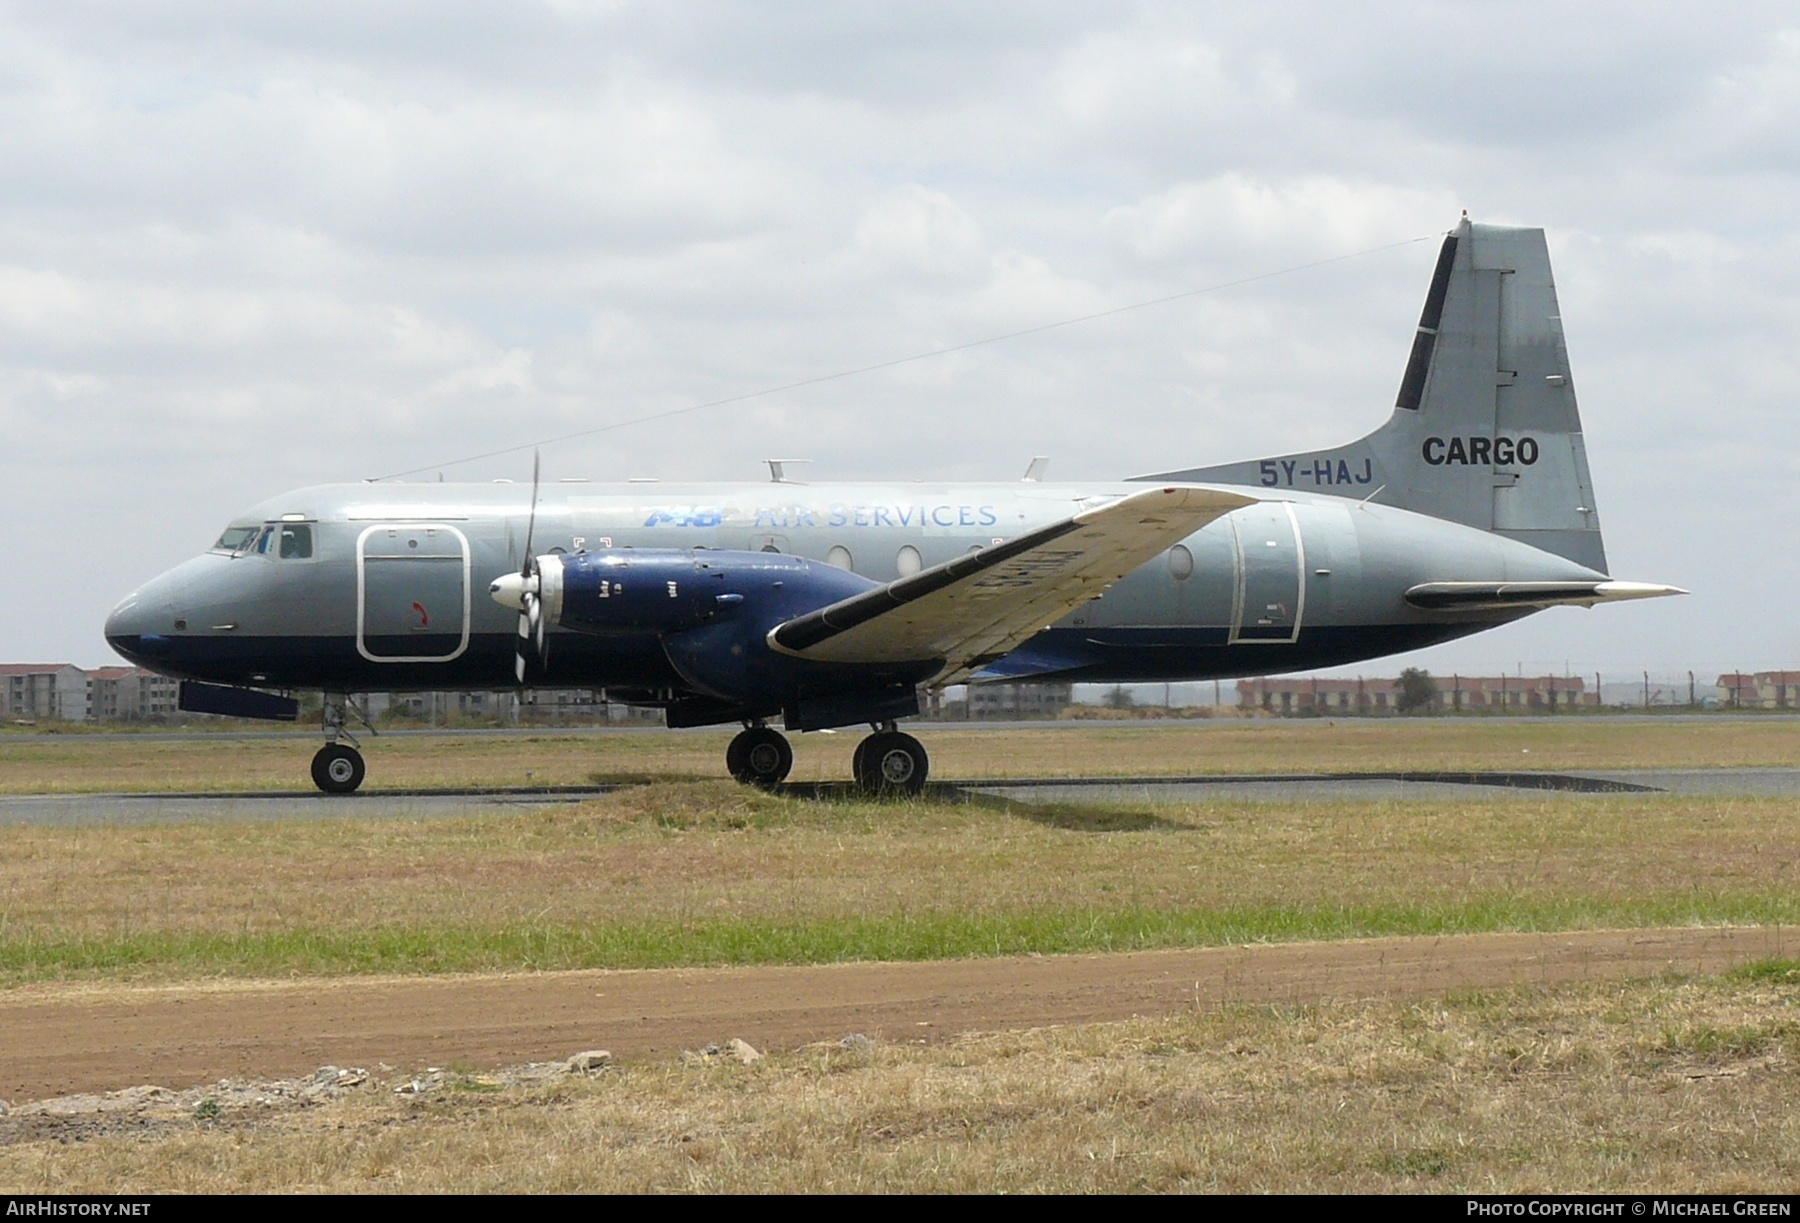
[1101,174,1456,268]
[2,3,1799,676]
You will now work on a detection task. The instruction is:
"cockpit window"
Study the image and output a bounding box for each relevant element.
[212,526,260,554]
[278,524,313,559]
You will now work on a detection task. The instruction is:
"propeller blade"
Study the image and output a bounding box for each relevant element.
[520,450,541,576]
[512,451,546,685]
[515,593,535,683]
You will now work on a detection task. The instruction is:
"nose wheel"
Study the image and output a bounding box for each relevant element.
[728,726,793,788]
[311,743,366,794]
[853,730,929,796]
[312,693,373,794]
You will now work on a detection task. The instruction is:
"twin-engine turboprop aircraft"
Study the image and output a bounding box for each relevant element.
[105,219,1682,794]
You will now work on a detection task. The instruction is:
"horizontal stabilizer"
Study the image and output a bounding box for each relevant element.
[1405,580,1686,612]
[769,485,1256,683]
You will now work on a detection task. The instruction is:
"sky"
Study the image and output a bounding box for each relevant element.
[2,1,1797,681]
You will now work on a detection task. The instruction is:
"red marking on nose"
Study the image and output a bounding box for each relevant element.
[412,602,430,627]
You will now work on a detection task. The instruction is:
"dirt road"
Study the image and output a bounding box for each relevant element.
[0,926,1788,1103]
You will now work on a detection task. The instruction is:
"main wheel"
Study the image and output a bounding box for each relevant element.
[727,727,792,788]
[853,731,929,796]
[311,744,365,794]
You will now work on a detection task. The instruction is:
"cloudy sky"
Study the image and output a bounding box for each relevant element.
[3,1,1797,682]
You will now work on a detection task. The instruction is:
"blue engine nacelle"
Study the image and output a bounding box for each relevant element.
[539,548,871,636]
[533,549,937,727]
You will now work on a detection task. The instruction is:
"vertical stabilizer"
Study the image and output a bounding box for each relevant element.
[1140,218,1607,574]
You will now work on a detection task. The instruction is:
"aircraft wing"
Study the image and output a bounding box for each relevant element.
[1404,580,1686,612]
[767,486,1257,684]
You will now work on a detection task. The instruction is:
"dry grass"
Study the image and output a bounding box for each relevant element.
[5,718,1800,794]
[4,972,1798,1192]
[0,781,1796,979]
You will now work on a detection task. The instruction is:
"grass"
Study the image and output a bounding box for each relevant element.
[0,898,1796,982]
[4,973,1798,1192]
[6,717,1800,793]
[0,779,1796,982]
[3,720,1796,1190]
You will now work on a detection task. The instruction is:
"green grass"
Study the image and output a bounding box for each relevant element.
[1730,957,1800,984]
[4,894,1797,983]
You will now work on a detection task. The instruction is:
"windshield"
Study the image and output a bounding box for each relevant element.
[212,525,261,554]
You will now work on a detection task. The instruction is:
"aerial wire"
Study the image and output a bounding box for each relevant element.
[372,230,1441,481]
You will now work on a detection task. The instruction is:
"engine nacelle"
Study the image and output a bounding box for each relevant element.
[529,548,873,638]
[497,548,938,726]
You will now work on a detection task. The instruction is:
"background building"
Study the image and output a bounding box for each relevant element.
[1238,674,1588,714]
[964,681,1075,720]
[2,664,90,721]
[1716,671,1800,709]
[87,666,181,720]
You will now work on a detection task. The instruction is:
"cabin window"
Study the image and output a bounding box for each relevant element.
[277,524,314,559]
[1167,544,1194,581]
[896,545,922,577]
[826,546,854,571]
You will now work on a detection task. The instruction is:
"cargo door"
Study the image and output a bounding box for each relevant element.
[1229,503,1305,643]
[357,524,471,662]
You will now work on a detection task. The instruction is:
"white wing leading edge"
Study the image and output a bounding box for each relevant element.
[767,485,1258,685]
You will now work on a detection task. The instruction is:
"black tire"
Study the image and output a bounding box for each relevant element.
[311,744,365,794]
[727,727,792,788]
[853,731,929,796]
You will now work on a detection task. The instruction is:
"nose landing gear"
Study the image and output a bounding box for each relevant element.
[311,743,365,793]
[727,724,793,788]
[311,694,373,794]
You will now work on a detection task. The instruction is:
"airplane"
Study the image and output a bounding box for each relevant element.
[103,218,1683,795]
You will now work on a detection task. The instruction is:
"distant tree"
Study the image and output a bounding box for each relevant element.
[1394,668,1439,715]
[1104,685,1137,710]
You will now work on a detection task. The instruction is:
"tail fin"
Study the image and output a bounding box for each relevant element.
[1141,218,1607,574]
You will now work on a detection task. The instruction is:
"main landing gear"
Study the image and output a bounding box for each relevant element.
[852,725,929,795]
[725,720,929,796]
[310,694,372,795]
[727,724,794,788]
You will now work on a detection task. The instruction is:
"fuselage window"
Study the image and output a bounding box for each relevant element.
[895,545,922,576]
[826,545,854,571]
[1168,543,1194,581]
[278,524,314,559]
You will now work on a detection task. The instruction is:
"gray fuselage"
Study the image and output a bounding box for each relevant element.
[104,478,1604,697]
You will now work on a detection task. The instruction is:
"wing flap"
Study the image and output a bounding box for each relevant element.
[769,485,1256,681]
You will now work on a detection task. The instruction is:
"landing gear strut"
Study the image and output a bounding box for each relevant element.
[727,724,793,788]
[853,724,929,796]
[311,694,371,794]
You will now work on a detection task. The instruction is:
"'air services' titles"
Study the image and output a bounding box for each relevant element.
[640,503,1001,529]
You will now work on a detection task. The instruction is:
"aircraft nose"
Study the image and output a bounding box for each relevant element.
[105,587,169,664]
[104,563,189,664]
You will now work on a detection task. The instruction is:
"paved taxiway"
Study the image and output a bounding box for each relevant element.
[5,767,1800,826]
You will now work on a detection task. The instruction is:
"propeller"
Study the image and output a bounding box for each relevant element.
[514,451,545,684]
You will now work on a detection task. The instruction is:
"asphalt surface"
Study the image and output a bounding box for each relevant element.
[3,767,1798,825]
